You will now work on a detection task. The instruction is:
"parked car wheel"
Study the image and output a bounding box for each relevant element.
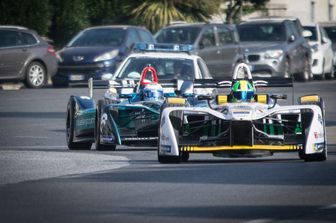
[300,57,311,82]
[25,61,47,88]
[317,59,326,80]
[325,63,334,79]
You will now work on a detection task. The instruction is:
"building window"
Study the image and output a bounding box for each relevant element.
[329,3,334,21]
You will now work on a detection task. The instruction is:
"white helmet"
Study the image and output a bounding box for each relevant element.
[143,83,164,101]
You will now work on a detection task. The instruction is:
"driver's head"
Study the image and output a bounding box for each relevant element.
[231,80,254,102]
[143,83,164,101]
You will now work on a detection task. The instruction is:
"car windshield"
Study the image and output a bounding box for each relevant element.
[67,28,126,47]
[303,26,318,41]
[323,26,336,43]
[238,23,286,42]
[155,27,201,44]
[116,57,195,80]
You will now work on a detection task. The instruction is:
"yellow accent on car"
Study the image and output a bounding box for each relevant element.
[217,95,228,105]
[180,144,302,152]
[240,80,248,90]
[256,94,267,104]
[166,97,186,104]
[300,95,319,103]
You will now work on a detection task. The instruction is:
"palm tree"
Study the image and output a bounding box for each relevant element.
[123,0,221,32]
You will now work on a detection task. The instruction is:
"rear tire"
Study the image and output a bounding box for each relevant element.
[95,99,116,151]
[66,97,92,150]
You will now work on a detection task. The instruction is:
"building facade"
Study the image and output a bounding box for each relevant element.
[244,0,336,25]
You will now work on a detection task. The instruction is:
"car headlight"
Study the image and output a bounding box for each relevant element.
[94,49,119,62]
[311,44,319,52]
[264,50,283,59]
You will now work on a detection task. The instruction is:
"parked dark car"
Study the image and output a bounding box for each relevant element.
[0,26,58,88]
[237,17,312,81]
[52,25,155,87]
[155,22,244,78]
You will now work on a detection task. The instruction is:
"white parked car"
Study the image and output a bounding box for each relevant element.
[303,24,334,79]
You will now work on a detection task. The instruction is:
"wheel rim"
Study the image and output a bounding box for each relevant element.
[29,64,45,86]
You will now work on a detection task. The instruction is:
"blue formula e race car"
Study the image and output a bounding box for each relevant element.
[66,65,191,150]
[65,43,216,151]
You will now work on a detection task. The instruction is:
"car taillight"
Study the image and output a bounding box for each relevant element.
[47,45,56,56]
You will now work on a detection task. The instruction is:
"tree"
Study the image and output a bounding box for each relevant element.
[87,0,120,25]
[49,0,90,47]
[224,0,269,24]
[0,0,52,35]
[122,0,221,33]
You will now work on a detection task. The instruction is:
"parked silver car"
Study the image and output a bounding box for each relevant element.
[0,26,58,88]
[237,17,312,81]
[155,23,244,78]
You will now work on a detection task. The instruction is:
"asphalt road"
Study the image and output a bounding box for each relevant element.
[0,80,335,223]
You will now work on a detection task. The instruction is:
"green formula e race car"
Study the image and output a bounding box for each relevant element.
[158,63,327,163]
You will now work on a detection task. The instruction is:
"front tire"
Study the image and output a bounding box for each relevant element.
[95,99,116,151]
[25,61,47,88]
[157,101,185,164]
[66,97,92,150]
[299,96,327,161]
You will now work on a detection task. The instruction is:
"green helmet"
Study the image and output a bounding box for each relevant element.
[231,80,254,102]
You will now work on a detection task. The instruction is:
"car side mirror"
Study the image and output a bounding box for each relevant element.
[288,35,295,42]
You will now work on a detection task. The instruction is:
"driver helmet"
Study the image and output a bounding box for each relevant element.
[143,83,164,101]
[231,80,254,102]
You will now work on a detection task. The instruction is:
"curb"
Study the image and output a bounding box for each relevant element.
[0,83,23,90]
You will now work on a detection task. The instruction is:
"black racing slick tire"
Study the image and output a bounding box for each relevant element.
[158,101,186,163]
[25,61,47,88]
[95,99,116,151]
[66,97,92,150]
